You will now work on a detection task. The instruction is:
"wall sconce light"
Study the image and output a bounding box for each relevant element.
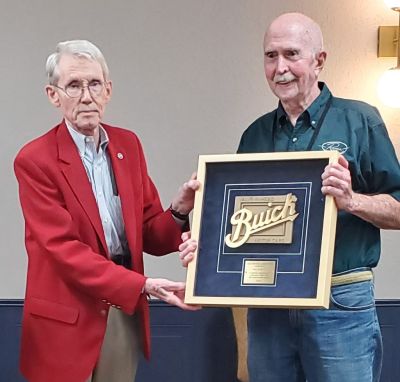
[377,1,400,107]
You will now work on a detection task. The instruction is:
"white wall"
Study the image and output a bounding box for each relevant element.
[1,0,399,298]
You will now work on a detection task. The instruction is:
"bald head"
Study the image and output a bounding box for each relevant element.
[262,12,327,116]
[265,13,324,54]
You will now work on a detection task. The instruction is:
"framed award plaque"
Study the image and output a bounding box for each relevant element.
[184,151,339,308]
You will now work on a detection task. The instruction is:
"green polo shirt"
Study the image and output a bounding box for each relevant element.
[238,82,400,273]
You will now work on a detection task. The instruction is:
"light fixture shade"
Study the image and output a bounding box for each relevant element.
[378,68,400,108]
[384,0,400,10]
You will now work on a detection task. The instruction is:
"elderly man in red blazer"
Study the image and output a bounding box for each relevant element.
[14,40,198,382]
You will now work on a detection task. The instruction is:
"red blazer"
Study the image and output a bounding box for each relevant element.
[14,121,183,382]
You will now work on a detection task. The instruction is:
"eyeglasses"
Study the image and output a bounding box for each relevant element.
[54,80,105,98]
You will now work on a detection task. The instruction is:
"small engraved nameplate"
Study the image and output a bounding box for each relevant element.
[243,259,277,285]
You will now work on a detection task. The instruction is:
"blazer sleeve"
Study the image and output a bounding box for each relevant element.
[128,133,184,255]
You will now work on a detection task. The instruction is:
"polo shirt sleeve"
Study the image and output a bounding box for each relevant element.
[237,113,275,154]
[237,130,247,153]
[362,110,400,201]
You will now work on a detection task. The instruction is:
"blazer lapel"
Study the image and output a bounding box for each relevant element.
[107,136,139,266]
[56,122,109,256]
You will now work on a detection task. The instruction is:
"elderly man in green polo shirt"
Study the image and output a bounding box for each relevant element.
[179,12,400,382]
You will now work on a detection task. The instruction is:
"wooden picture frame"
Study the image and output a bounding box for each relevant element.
[185,151,339,308]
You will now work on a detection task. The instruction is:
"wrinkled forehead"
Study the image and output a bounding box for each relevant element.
[264,22,313,52]
[57,54,104,79]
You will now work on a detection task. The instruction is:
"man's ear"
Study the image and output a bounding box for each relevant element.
[46,85,61,108]
[314,51,327,76]
[104,80,112,104]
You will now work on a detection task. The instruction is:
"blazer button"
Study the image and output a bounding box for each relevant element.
[101,299,107,303]
[100,309,107,316]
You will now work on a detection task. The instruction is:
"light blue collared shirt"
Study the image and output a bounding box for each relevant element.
[66,121,128,256]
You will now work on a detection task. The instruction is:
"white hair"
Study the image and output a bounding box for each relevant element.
[45,40,109,85]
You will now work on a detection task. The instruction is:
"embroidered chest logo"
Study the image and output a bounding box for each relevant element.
[321,141,349,154]
[225,194,299,249]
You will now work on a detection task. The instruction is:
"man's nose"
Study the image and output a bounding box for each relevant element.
[80,86,93,103]
[276,56,289,74]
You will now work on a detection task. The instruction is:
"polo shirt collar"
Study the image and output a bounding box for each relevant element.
[276,82,332,128]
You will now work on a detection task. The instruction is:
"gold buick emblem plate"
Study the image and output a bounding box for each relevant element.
[225,194,299,248]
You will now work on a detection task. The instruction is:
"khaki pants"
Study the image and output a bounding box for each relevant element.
[86,307,140,382]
